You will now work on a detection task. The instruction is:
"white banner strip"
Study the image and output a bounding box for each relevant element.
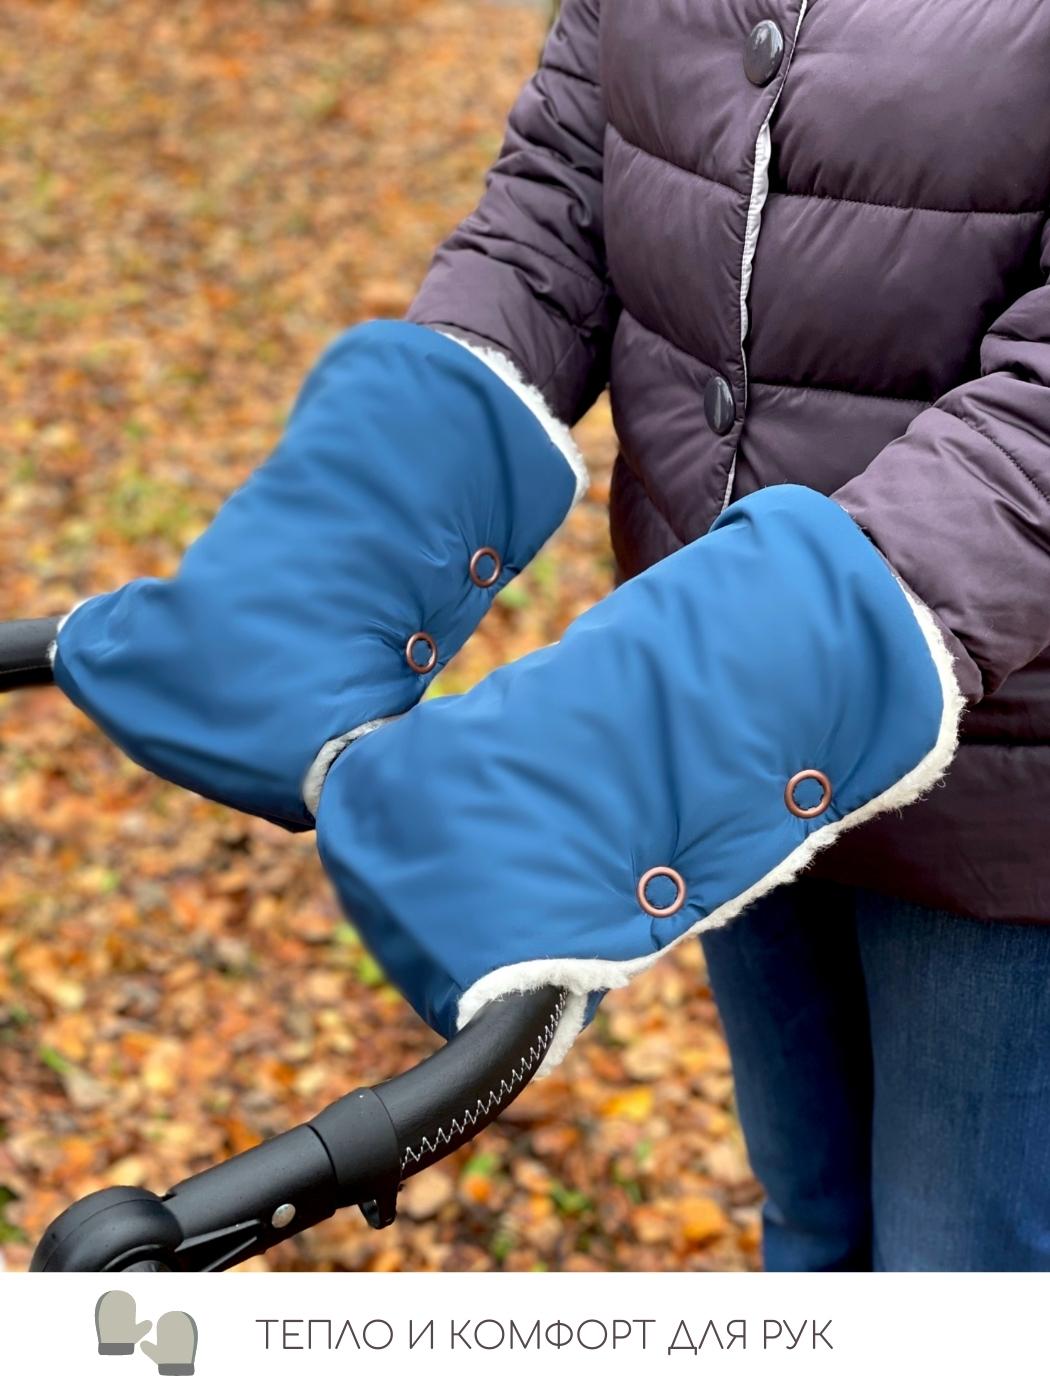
[0,1271,1042,1398]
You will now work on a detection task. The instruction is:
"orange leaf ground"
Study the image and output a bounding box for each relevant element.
[0,0,760,1272]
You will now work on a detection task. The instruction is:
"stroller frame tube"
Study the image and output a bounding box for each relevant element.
[1,616,564,1271]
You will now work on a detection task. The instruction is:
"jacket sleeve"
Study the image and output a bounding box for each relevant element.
[406,0,616,427]
[834,223,1050,704]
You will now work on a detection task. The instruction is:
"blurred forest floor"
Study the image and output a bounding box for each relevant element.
[0,0,760,1271]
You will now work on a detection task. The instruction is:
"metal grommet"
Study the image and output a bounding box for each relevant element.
[636,866,687,918]
[469,546,502,588]
[785,769,833,819]
[405,631,437,675]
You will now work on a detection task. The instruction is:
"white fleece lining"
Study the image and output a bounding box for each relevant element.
[302,715,402,817]
[722,1,809,512]
[455,582,966,1074]
[48,598,90,666]
[439,333,590,506]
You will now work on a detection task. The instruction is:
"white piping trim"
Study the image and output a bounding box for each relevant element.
[739,119,773,350]
[438,333,589,506]
[723,1,808,510]
[721,451,739,514]
[455,580,966,1075]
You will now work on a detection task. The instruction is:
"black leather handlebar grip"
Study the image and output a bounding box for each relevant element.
[0,617,61,691]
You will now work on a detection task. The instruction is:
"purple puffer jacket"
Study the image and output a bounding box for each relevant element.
[409,0,1050,924]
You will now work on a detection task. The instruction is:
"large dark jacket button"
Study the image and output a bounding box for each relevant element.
[704,375,735,435]
[744,20,785,86]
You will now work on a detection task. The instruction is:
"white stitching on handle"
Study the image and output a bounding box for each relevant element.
[400,993,567,1171]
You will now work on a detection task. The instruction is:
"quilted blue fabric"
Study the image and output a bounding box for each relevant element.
[53,321,575,829]
[316,486,948,1041]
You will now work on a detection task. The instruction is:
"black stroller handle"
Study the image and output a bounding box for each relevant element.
[0,615,62,689]
[1,617,564,1271]
[30,986,565,1272]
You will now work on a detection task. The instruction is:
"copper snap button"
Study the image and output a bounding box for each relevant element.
[637,866,687,918]
[469,546,502,588]
[405,631,437,675]
[785,769,832,819]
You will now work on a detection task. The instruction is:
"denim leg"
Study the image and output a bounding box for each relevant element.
[856,890,1050,1271]
[701,879,874,1271]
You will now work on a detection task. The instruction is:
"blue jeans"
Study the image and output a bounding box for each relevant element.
[701,879,1050,1271]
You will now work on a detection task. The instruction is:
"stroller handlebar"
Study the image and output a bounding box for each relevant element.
[0,615,62,690]
[30,986,564,1272]
[1,617,564,1271]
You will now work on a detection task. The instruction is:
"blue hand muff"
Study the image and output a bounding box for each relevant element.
[52,321,578,828]
[316,486,962,1067]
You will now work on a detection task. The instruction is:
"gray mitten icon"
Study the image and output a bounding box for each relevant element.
[140,1311,198,1377]
[95,1290,152,1355]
